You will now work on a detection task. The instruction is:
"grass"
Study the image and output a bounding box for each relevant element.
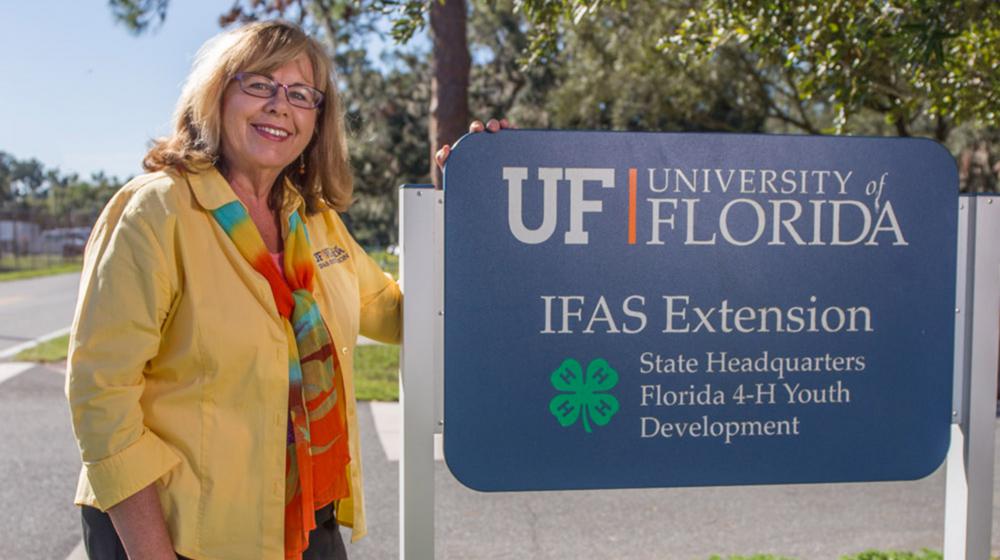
[353,344,399,401]
[708,556,796,560]
[841,552,942,560]
[13,334,399,401]
[0,259,82,281]
[14,333,70,362]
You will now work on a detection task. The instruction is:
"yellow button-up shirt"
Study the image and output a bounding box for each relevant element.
[66,166,401,559]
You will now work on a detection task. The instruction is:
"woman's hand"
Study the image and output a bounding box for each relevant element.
[434,118,514,169]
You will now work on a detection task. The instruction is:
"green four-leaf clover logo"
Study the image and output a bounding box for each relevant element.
[548,358,620,433]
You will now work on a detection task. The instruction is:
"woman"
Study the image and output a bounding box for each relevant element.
[67,19,507,560]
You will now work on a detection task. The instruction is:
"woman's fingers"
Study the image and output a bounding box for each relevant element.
[446,118,512,168]
[469,118,514,134]
[435,144,451,169]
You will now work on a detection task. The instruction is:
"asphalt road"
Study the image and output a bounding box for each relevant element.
[0,363,83,560]
[0,272,79,355]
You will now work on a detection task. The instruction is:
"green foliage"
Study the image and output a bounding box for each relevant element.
[514,0,624,66]
[339,45,431,246]
[467,0,560,127]
[516,0,999,139]
[108,0,170,34]
[840,550,942,560]
[664,0,999,135]
[353,344,399,401]
[537,3,767,132]
[368,0,431,44]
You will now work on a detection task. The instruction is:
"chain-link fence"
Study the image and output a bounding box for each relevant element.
[0,209,93,273]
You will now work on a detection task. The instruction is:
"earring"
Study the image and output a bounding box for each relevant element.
[298,153,306,175]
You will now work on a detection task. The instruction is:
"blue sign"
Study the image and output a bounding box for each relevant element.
[442,131,957,491]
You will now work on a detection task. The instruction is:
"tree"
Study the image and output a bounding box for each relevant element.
[338,47,431,245]
[515,0,1000,142]
[534,3,767,133]
[0,151,125,228]
[428,0,470,187]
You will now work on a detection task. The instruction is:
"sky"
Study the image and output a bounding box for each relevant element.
[1,1,258,180]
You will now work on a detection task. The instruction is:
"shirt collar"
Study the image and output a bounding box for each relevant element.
[185,163,307,221]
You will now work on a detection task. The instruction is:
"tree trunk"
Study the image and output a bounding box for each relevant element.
[429,0,470,188]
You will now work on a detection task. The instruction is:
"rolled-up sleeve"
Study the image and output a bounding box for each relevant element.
[66,189,181,510]
[349,238,402,345]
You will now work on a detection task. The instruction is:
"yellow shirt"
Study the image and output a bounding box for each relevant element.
[66,166,401,559]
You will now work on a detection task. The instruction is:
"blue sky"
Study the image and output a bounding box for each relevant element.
[2,1,249,180]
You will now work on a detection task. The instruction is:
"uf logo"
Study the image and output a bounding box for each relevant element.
[503,167,615,245]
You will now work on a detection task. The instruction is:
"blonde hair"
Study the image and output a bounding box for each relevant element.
[144,20,352,213]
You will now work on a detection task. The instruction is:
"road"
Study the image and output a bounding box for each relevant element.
[0,363,81,560]
[0,273,79,356]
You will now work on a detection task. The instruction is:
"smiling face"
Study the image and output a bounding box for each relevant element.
[218,53,319,181]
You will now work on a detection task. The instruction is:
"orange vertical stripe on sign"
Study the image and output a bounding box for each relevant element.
[628,168,637,245]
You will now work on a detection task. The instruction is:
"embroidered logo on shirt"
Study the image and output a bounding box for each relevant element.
[314,246,349,269]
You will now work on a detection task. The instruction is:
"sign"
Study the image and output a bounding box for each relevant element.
[442,131,957,491]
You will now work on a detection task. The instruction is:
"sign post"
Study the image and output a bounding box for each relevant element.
[944,195,1000,559]
[399,184,439,560]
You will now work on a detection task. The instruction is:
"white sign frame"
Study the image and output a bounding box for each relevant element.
[401,187,999,559]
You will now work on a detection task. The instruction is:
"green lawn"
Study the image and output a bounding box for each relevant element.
[0,259,82,281]
[14,334,70,362]
[14,335,399,401]
[352,344,399,401]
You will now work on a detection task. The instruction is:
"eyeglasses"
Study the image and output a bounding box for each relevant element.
[233,72,325,110]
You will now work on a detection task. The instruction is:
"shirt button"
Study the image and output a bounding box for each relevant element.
[341,347,348,355]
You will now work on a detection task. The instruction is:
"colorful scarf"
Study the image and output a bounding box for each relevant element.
[212,200,351,559]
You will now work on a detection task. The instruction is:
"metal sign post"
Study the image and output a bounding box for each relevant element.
[944,194,1000,559]
[399,184,440,560]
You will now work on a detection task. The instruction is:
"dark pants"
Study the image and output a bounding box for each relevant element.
[81,503,348,560]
